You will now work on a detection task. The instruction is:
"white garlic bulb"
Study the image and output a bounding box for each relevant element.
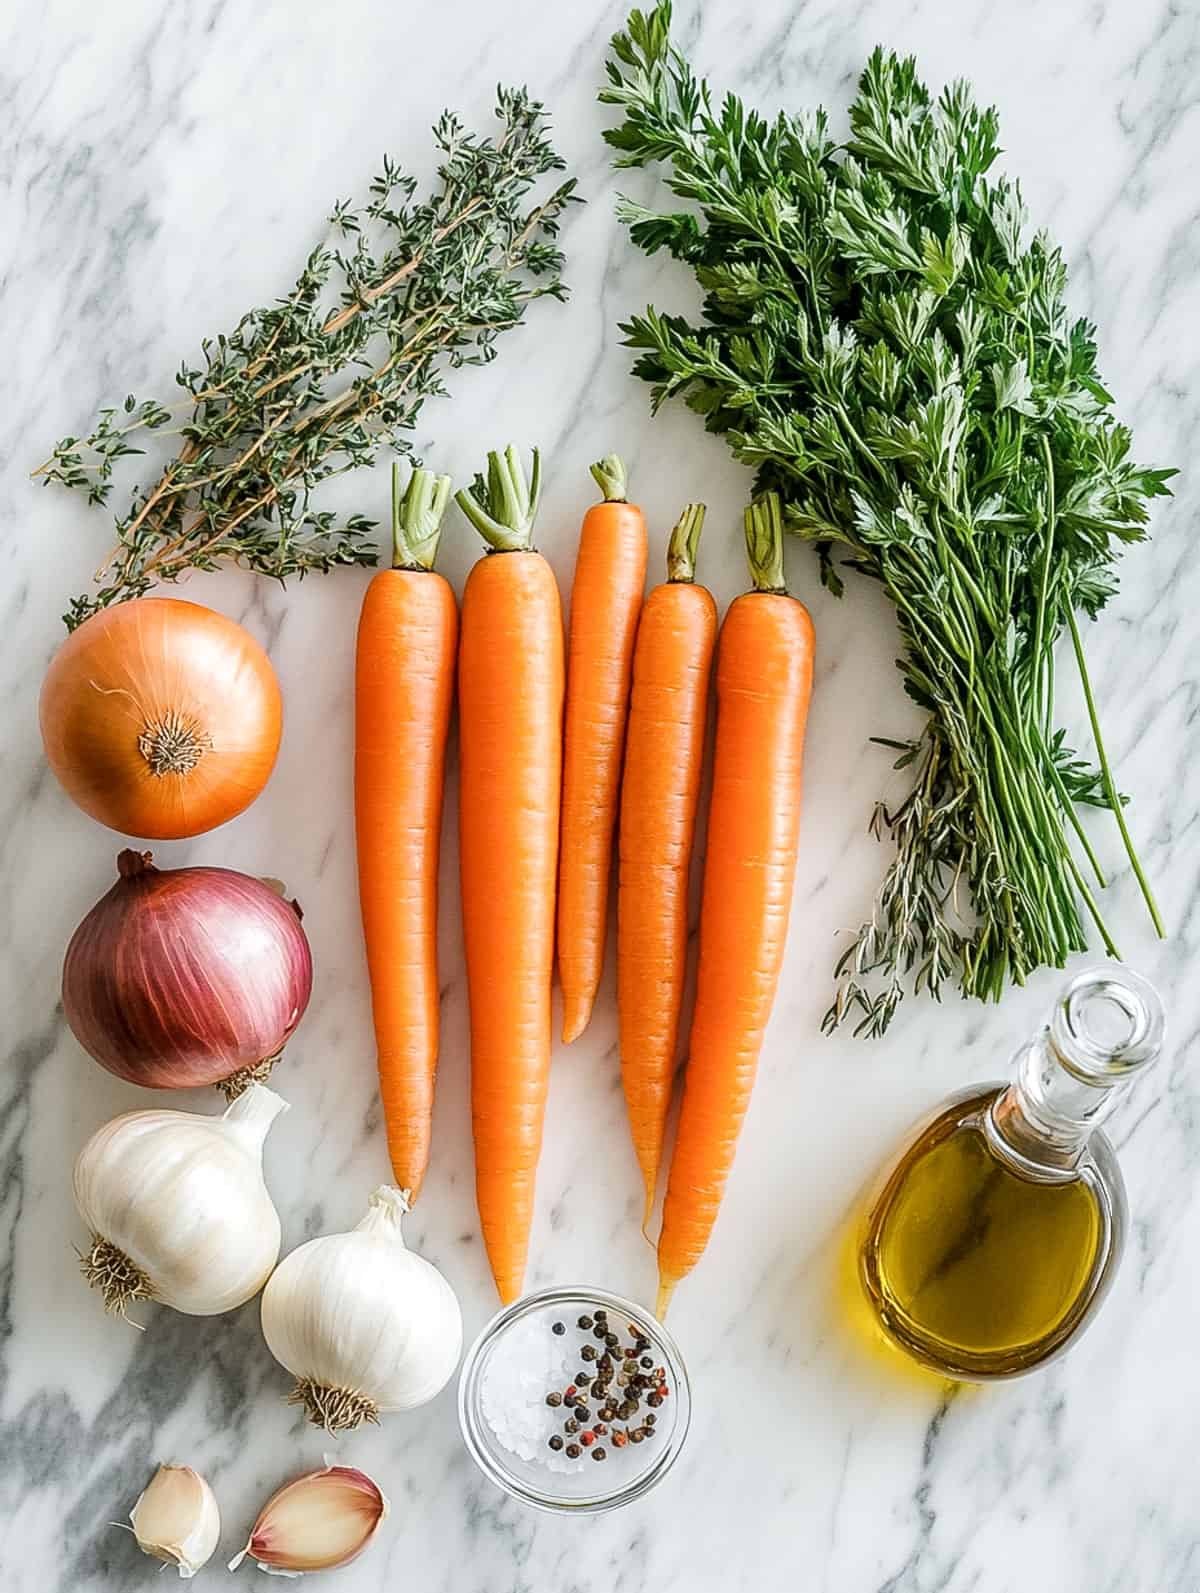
[260,1185,462,1431]
[129,1464,220,1578]
[74,1084,287,1318]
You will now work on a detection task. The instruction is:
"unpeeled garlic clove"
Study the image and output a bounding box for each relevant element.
[228,1465,388,1576]
[129,1464,220,1578]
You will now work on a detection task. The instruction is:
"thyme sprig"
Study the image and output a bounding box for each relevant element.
[38,88,578,629]
[602,5,1174,1034]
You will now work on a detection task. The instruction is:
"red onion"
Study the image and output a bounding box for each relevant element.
[63,850,313,1093]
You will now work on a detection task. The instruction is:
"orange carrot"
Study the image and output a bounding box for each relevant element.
[456,446,564,1303]
[355,465,457,1203]
[559,455,648,1043]
[617,504,716,1225]
[657,494,815,1316]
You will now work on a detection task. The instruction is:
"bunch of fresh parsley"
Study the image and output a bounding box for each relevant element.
[602,4,1173,1034]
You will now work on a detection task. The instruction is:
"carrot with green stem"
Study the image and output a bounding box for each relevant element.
[617,503,716,1226]
[456,445,564,1303]
[355,463,456,1202]
[657,494,815,1316]
[559,454,648,1043]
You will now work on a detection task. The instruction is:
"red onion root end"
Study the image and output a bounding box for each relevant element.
[217,1051,283,1103]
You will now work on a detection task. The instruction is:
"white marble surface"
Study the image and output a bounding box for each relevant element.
[3,0,1198,1588]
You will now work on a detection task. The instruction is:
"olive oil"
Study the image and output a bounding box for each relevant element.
[858,968,1165,1382]
[860,1089,1107,1378]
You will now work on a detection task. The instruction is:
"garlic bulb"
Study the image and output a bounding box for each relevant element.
[229,1464,387,1576]
[129,1464,220,1578]
[260,1185,462,1432]
[74,1084,287,1317]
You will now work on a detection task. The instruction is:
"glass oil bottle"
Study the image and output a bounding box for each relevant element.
[859,967,1165,1381]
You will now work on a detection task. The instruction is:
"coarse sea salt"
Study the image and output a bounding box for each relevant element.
[480,1314,578,1473]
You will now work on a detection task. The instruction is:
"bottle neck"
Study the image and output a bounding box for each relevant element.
[989,967,1165,1176]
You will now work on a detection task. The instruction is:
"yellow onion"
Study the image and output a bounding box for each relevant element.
[63,850,312,1094]
[39,596,282,841]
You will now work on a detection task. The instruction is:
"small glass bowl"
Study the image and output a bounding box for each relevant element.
[458,1285,691,1514]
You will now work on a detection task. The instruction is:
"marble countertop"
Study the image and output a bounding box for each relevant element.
[4,0,1198,1588]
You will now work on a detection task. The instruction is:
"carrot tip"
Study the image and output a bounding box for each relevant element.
[655,1277,677,1321]
[561,997,592,1045]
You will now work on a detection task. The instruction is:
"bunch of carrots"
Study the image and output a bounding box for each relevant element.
[354,448,814,1312]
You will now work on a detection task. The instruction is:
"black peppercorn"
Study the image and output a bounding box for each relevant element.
[546,1392,563,1408]
[577,1314,594,1330]
[629,1428,645,1444]
[548,1435,564,1451]
[594,1308,607,1321]
[605,1331,619,1348]
[552,1321,565,1336]
[647,1392,662,1407]
[640,1355,653,1369]
[591,1447,607,1462]
[566,1442,582,1459]
[564,1418,579,1435]
[593,1324,607,1340]
[576,1371,592,1386]
[580,1344,597,1362]
[645,1413,657,1427]
[618,1400,635,1421]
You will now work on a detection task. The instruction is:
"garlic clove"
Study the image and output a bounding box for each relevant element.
[228,1465,388,1576]
[129,1464,220,1578]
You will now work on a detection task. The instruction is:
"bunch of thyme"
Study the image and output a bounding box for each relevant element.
[602,5,1173,1033]
[38,88,577,629]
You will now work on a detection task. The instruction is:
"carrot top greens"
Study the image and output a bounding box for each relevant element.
[602,3,1174,1034]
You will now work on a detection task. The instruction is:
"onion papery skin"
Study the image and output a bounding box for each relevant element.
[63,851,313,1090]
[39,597,282,840]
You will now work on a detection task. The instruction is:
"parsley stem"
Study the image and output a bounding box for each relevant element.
[1067,607,1166,939]
[1031,434,1057,732]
